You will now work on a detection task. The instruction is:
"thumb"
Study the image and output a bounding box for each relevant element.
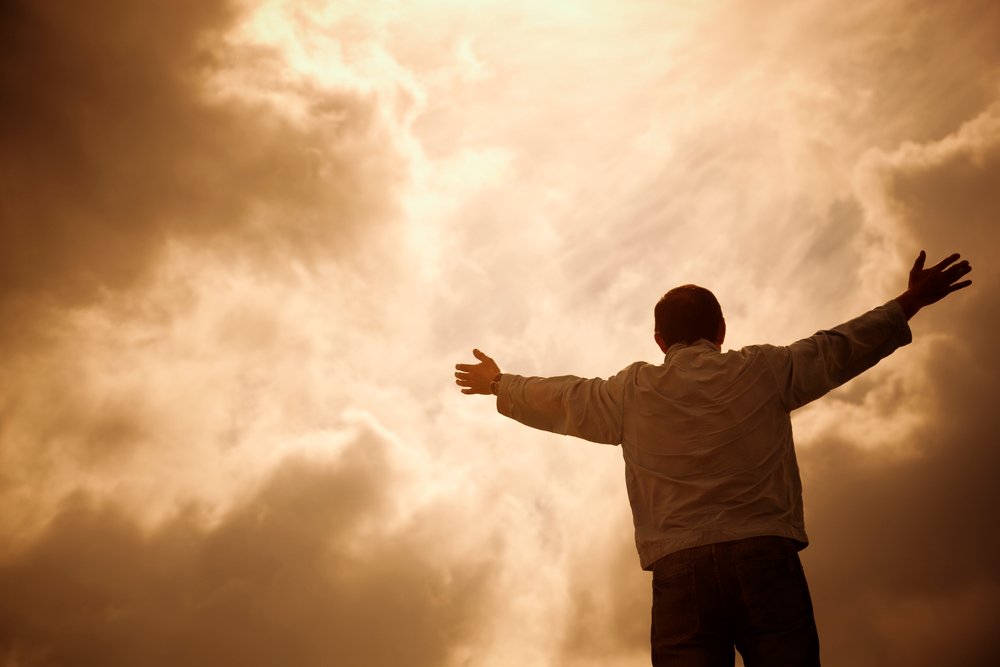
[473,348,490,363]
[911,250,926,274]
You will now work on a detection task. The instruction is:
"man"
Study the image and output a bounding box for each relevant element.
[454,251,973,666]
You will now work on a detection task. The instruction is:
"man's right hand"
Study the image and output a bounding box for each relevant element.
[896,250,973,320]
[455,349,502,396]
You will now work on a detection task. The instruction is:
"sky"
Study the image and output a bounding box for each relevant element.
[1,0,998,665]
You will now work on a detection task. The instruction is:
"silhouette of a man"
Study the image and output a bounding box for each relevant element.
[455,251,972,666]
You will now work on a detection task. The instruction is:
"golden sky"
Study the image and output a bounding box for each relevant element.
[1,0,999,664]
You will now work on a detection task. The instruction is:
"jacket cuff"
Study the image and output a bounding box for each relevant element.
[495,373,516,417]
[884,299,913,347]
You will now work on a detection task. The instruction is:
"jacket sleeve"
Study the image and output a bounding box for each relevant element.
[494,363,639,445]
[762,300,913,412]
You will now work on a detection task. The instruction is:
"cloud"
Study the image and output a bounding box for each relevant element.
[0,0,419,547]
[795,103,1000,667]
[1,0,999,665]
[0,433,490,666]
[0,0,403,336]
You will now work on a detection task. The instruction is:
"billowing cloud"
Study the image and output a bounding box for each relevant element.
[798,104,1000,667]
[0,0,402,334]
[0,434,490,666]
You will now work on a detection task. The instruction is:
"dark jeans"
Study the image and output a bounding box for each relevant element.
[650,536,820,667]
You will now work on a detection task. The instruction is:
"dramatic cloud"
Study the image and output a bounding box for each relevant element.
[0,0,402,330]
[1,0,998,665]
[0,434,490,666]
[799,104,1000,667]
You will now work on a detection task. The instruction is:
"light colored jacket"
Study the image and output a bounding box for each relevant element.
[496,300,912,569]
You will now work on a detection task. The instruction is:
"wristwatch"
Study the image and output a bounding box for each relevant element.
[489,373,502,395]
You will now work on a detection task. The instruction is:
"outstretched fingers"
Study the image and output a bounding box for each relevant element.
[456,350,494,372]
[931,252,961,271]
[947,279,973,294]
[942,259,973,283]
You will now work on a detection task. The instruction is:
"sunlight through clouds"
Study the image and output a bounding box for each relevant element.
[0,0,998,664]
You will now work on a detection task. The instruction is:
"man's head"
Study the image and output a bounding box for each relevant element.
[654,284,725,354]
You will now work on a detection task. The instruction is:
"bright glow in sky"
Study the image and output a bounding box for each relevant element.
[1,0,999,664]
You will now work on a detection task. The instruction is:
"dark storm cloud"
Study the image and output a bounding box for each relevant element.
[0,434,489,666]
[0,3,481,657]
[0,0,400,317]
[798,108,1000,667]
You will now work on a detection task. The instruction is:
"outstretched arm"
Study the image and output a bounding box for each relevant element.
[767,250,973,410]
[454,349,632,444]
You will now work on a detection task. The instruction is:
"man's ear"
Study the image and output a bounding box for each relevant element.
[716,318,726,347]
[654,332,669,355]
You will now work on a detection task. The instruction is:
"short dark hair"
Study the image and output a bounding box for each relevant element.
[654,285,723,347]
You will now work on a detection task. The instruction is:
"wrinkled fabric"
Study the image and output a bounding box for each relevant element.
[497,300,911,569]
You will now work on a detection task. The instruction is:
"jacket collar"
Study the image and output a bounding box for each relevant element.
[663,338,721,362]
